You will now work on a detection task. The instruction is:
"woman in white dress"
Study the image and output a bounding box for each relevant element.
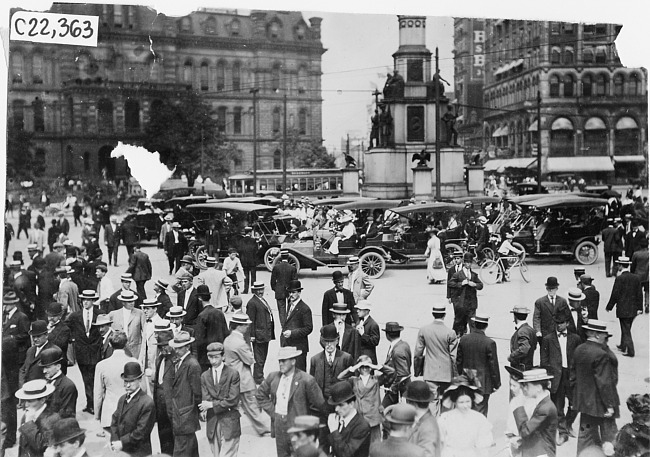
[438,378,494,457]
[425,228,446,284]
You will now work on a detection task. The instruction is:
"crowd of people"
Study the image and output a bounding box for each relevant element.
[1,191,649,457]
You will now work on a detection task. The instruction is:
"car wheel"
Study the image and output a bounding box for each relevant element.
[193,245,208,269]
[359,252,386,279]
[264,247,281,272]
[575,241,598,265]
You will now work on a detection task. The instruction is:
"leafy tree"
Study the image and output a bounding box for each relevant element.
[142,91,242,186]
[7,124,42,180]
[284,128,336,169]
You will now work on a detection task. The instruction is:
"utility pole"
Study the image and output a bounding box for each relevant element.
[537,90,542,193]
[200,128,204,179]
[434,47,441,199]
[250,88,259,195]
[282,93,287,194]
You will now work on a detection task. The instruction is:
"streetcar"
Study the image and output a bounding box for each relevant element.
[228,169,343,198]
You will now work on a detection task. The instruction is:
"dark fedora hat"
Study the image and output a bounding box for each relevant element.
[196,284,211,298]
[404,380,435,403]
[39,347,64,367]
[155,330,174,346]
[121,361,144,381]
[29,320,48,336]
[553,306,572,324]
[328,381,356,405]
[287,280,303,292]
[332,270,345,282]
[320,324,339,342]
[545,277,560,288]
[382,322,404,333]
[49,417,86,446]
[46,302,64,316]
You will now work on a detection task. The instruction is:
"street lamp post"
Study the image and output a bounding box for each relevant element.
[250,88,259,195]
[536,90,542,193]
[282,93,288,194]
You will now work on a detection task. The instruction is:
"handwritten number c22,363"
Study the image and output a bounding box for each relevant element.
[58,17,69,37]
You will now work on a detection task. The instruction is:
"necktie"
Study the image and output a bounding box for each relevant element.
[550,297,555,307]
[3,312,8,324]
[85,311,91,333]
[214,368,219,385]
[146,319,152,323]
[338,418,344,432]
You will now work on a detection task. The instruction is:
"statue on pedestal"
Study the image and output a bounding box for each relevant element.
[411,150,431,167]
[382,70,404,99]
[442,105,459,146]
[378,104,394,147]
[428,69,449,100]
[369,108,379,150]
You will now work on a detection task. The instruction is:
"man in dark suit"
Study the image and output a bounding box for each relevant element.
[566,288,589,342]
[110,362,156,456]
[602,219,624,277]
[153,329,175,455]
[446,252,463,309]
[281,280,313,372]
[19,320,60,387]
[370,404,426,457]
[322,270,358,326]
[120,217,139,258]
[382,321,412,408]
[579,274,600,319]
[126,243,152,301]
[164,222,187,274]
[167,331,202,457]
[199,342,242,457]
[570,320,620,454]
[153,279,174,318]
[237,227,259,294]
[271,249,298,326]
[330,303,360,360]
[247,282,276,385]
[456,315,501,416]
[40,347,78,418]
[606,255,643,357]
[354,300,380,364]
[540,307,581,445]
[204,220,221,257]
[256,347,326,457]
[108,273,137,312]
[45,302,70,374]
[194,285,230,372]
[327,381,371,457]
[508,306,537,372]
[448,252,483,336]
[177,271,201,327]
[357,216,379,248]
[533,276,570,341]
[631,237,649,313]
[104,215,121,267]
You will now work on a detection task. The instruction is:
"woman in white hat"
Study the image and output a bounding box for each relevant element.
[326,214,356,256]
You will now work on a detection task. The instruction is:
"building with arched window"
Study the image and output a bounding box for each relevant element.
[7,5,325,180]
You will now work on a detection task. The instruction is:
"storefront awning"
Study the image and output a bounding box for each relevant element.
[492,127,503,137]
[501,125,510,136]
[616,117,638,130]
[547,157,614,173]
[585,117,606,130]
[613,155,646,163]
[484,158,537,173]
[528,120,538,132]
[551,117,573,130]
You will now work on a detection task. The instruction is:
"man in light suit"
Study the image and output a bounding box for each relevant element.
[140,298,164,391]
[200,342,242,457]
[448,252,483,337]
[104,214,121,267]
[533,276,570,341]
[195,256,228,309]
[246,282,276,385]
[354,300,381,364]
[346,256,374,304]
[271,249,298,327]
[322,270,358,326]
[94,331,139,433]
[382,321,412,408]
[281,280,314,372]
[413,305,458,415]
[108,290,145,362]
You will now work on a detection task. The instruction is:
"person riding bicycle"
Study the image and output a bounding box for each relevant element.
[497,233,524,281]
[472,216,490,261]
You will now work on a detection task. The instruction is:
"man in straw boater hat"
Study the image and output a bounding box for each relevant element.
[508,306,537,372]
[281,280,314,372]
[271,248,298,327]
[381,321,412,408]
[456,314,501,417]
[152,323,175,455]
[199,342,242,457]
[403,380,441,457]
[326,381,371,457]
[346,256,374,305]
[153,278,173,319]
[140,298,164,378]
[164,221,187,275]
[195,284,230,373]
[167,331,202,457]
[196,256,229,309]
[109,361,156,456]
[413,304,458,416]
[223,313,271,436]
[321,270,358,327]
[329,303,360,359]
[19,320,58,387]
[512,368,558,457]
[256,346,326,457]
[14,379,57,456]
[571,319,620,455]
[246,281,276,385]
[39,346,78,418]
[370,403,426,457]
[108,289,146,363]
[108,272,135,312]
[287,415,327,457]
[606,255,643,358]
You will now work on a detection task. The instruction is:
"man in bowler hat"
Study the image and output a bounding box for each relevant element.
[271,249,298,327]
[322,271,358,327]
[281,280,313,372]
[382,322,412,408]
[326,381,371,457]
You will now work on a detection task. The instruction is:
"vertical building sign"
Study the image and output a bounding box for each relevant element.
[473,26,485,79]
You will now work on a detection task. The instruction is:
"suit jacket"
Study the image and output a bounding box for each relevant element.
[281,299,314,354]
[329,411,371,457]
[414,321,458,383]
[322,288,358,326]
[66,308,103,365]
[384,340,411,392]
[270,260,297,300]
[156,291,173,319]
[339,324,361,360]
[167,354,202,435]
[570,340,620,418]
[347,269,374,303]
[47,319,71,361]
[509,323,537,371]
[256,369,326,423]
[95,350,140,427]
[19,342,60,387]
[201,364,241,441]
[533,295,570,337]
[357,316,380,364]
[369,436,426,457]
[602,225,624,253]
[448,269,483,310]
[57,279,79,314]
[446,264,463,301]
[310,350,353,400]
[164,230,188,257]
[540,332,581,394]
[104,222,121,247]
[606,270,643,318]
[110,389,156,457]
[50,374,78,418]
[127,251,152,282]
[2,309,30,371]
[121,220,139,246]
[360,221,379,240]
[513,394,558,457]
[107,289,126,313]
[195,305,230,368]
[18,406,58,457]
[456,329,500,394]
[631,249,649,282]
[407,409,441,457]
[108,308,146,360]
[246,295,275,344]
[237,236,259,268]
[582,286,600,320]
[224,331,256,393]
[177,287,201,326]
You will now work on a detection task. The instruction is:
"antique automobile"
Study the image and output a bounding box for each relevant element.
[511,194,606,264]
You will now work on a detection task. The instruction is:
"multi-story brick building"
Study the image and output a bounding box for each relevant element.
[8,4,325,180]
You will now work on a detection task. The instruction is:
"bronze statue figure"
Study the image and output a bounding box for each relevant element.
[442,105,459,146]
[369,108,379,150]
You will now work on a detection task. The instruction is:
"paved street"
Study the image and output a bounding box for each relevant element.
[4,208,649,457]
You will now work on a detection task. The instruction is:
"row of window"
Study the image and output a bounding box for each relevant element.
[550,45,611,65]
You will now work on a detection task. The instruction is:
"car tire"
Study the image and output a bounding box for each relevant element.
[264,247,280,272]
[359,252,386,279]
[575,240,598,265]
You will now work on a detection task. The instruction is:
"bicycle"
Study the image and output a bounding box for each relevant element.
[479,253,531,284]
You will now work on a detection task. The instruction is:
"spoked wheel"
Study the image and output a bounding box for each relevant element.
[479,260,502,285]
[193,245,209,269]
[481,247,495,261]
[512,242,526,261]
[264,247,281,272]
[519,261,531,283]
[574,241,598,265]
[359,252,386,279]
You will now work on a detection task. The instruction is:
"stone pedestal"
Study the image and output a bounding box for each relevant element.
[362,148,410,199]
[466,165,485,196]
[341,168,360,196]
[412,166,433,201]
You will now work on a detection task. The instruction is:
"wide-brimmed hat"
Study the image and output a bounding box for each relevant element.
[166,306,187,318]
[382,322,404,332]
[442,375,484,407]
[616,255,632,265]
[181,255,194,264]
[15,379,55,400]
[567,287,585,301]
[583,319,610,333]
[518,368,554,383]
[287,416,325,434]
[346,256,360,265]
[156,329,174,346]
[251,282,265,290]
[471,315,490,325]
[171,222,181,228]
[155,279,169,290]
[118,290,138,302]
[79,290,99,300]
[332,270,345,282]
[39,347,63,367]
[510,306,530,315]
[404,380,436,403]
[545,277,560,288]
[168,331,195,348]
[119,273,133,282]
[230,314,252,325]
[46,302,64,316]
[277,346,302,360]
[339,215,353,224]
[29,320,48,336]
[92,314,112,327]
[164,214,174,221]
[27,244,39,251]
[141,298,160,308]
[329,303,350,314]
[287,280,303,292]
[3,292,19,305]
[320,324,339,343]
[383,404,417,425]
[354,300,372,311]
[328,381,356,405]
[49,418,86,447]
[121,361,144,381]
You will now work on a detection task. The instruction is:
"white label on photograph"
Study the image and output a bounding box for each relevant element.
[10,11,99,47]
